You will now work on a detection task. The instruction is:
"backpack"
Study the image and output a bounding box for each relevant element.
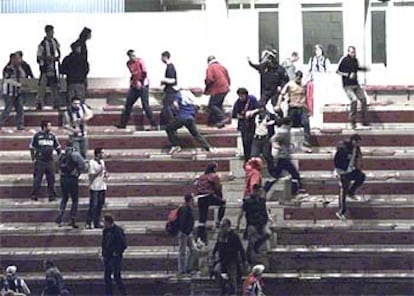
[165,207,181,236]
[59,151,76,175]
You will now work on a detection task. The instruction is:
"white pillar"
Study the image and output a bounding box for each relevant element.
[278,0,303,62]
[343,0,366,63]
[205,0,229,56]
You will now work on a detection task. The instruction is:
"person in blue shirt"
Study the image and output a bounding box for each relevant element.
[232,88,259,161]
[166,88,213,154]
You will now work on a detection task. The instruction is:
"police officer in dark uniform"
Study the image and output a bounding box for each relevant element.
[30,120,61,201]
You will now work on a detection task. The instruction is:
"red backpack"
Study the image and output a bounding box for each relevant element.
[165,207,181,236]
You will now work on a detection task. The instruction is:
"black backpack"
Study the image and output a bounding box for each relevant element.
[59,151,76,175]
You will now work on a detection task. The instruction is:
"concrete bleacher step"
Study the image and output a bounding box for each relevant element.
[283,205,414,221]
[0,109,232,127]
[323,104,414,124]
[268,246,414,272]
[0,132,238,150]
[0,158,232,174]
[273,226,414,245]
[0,246,179,273]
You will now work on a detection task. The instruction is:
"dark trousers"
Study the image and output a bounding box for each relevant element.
[104,255,126,296]
[86,190,106,227]
[208,92,227,125]
[120,86,156,127]
[289,107,311,144]
[251,135,274,172]
[339,169,366,215]
[197,193,226,243]
[213,261,239,296]
[31,160,56,198]
[160,91,177,126]
[240,129,254,162]
[58,176,79,220]
[0,95,24,128]
[271,158,302,195]
[166,117,210,150]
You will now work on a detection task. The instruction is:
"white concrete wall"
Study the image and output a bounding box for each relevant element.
[0,1,412,107]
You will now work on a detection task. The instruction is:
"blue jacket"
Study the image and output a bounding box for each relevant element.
[232,95,259,131]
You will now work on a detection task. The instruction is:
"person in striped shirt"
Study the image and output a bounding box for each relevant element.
[0,53,24,130]
[36,24,61,110]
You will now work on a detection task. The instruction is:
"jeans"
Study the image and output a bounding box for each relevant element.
[251,135,274,172]
[208,92,227,125]
[58,176,79,220]
[339,169,366,215]
[86,190,106,227]
[37,72,60,108]
[289,107,311,144]
[67,82,86,104]
[160,91,177,126]
[31,160,56,198]
[197,193,226,243]
[240,129,254,162]
[166,117,210,150]
[271,158,302,195]
[70,135,88,159]
[104,255,126,296]
[120,86,156,127]
[213,261,239,295]
[344,85,368,126]
[177,231,196,274]
[0,95,24,128]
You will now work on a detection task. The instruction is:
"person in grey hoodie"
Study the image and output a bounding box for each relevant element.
[55,141,86,228]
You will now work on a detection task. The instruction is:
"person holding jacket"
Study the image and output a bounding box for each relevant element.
[204,55,231,128]
[334,134,366,220]
[102,214,127,296]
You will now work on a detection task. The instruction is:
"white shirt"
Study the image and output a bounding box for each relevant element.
[89,159,107,191]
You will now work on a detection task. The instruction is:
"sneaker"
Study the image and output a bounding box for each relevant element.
[35,103,43,111]
[16,126,25,131]
[146,125,158,131]
[48,196,56,202]
[303,141,312,148]
[94,224,103,229]
[69,219,79,229]
[30,195,38,201]
[114,123,126,129]
[351,123,356,130]
[362,122,370,127]
[168,146,182,155]
[85,223,92,230]
[264,179,277,192]
[207,147,217,153]
[335,211,346,221]
[55,216,63,227]
[347,194,362,201]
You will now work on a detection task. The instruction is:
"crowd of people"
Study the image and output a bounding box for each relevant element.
[1,24,372,296]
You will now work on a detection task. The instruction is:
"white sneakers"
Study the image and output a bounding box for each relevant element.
[168,146,182,154]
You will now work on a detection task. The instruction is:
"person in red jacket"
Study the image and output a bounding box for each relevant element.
[115,49,157,130]
[244,157,263,198]
[243,264,266,296]
[204,56,231,128]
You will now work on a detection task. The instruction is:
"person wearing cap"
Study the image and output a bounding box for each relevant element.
[334,134,366,220]
[232,88,260,161]
[3,265,31,295]
[204,55,231,128]
[211,218,247,296]
[243,264,266,296]
[60,42,89,104]
[195,162,225,244]
[165,88,214,155]
[115,49,157,130]
[247,49,289,107]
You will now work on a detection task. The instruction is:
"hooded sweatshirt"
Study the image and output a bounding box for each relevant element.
[244,158,263,197]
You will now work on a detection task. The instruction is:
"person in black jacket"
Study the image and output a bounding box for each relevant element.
[212,218,247,296]
[336,46,370,129]
[334,134,366,220]
[60,42,89,104]
[102,214,127,296]
[177,194,196,275]
[248,50,289,107]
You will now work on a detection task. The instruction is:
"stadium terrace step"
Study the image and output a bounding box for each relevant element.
[323,105,414,124]
[0,204,213,223]
[192,272,414,296]
[0,247,178,273]
[0,133,238,150]
[0,158,231,174]
[268,246,414,272]
[283,205,414,221]
[0,110,232,127]
[273,227,414,245]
